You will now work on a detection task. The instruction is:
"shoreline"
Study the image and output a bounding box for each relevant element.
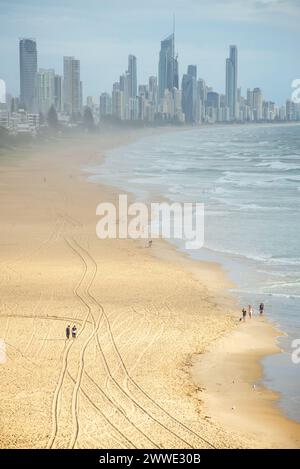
[138,236,300,448]
[0,126,299,448]
[89,127,300,447]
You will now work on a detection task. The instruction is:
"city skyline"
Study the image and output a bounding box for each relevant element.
[1,0,299,105]
[2,34,297,112]
[1,34,299,133]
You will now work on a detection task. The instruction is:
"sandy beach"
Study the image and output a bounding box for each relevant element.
[0,127,299,449]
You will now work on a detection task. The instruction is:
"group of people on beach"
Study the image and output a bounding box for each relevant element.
[66,324,77,339]
[64,303,264,337]
[241,303,264,322]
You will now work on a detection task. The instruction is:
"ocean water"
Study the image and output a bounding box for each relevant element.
[89,123,300,423]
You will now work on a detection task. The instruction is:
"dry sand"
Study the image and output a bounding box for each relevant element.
[0,128,299,449]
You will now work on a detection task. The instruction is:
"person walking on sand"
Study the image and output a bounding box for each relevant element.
[242,308,247,322]
[72,325,77,339]
[66,324,71,340]
[248,304,253,319]
[259,302,265,315]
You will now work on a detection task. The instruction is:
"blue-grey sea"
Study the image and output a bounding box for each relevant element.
[89,123,300,423]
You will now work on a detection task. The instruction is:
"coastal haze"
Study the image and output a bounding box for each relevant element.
[0,0,300,452]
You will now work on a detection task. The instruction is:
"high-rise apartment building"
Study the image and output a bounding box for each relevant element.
[128,55,137,98]
[187,65,197,80]
[19,38,37,112]
[112,89,125,120]
[54,75,63,113]
[225,45,238,120]
[63,56,81,116]
[148,76,158,107]
[35,68,55,115]
[253,87,263,121]
[181,67,197,124]
[100,92,112,118]
[158,34,178,99]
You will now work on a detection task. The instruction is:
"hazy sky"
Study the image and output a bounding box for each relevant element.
[1,0,299,105]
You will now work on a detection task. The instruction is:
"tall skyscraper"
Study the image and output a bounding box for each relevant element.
[247,88,253,108]
[54,75,63,113]
[148,76,158,107]
[187,65,197,80]
[128,55,137,98]
[253,87,263,121]
[112,88,125,120]
[35,68,55,115]
[120,71,131,119]
[158,33,178,99]
[197,78,207,103]
[63,56,81,116]
[100,92,112,118]
[19,38,37,112]
[225,45,238,120]
[182,66,197,124]
[119,74,126,92]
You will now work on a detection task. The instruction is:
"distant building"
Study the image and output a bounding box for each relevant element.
[279,106,286,121]
[54,75,63,113]
[148,76,158,107]
[205,92,220,123]
[252,88,263,121]
[63,56,81,116]
[80,81,83,110]
[286,99,298,121]
[0,113,8,129]
[0,83,9,130]
[196,78,206,122]
[197,79,207,103]
[10,97,20,113]
[9,109,39,134]
[173,88,184,123]
[187,65,197,80]
[129,97,138,120]
[35,68,55,115]
[158,33,178,99]
[225,45,238,120]
[206,91,220,109]
[86,96,99,124]
[19,38,37,112]
[112,89,125,120]
[100,92,112,118]
[182,67,197,124]
[246,88,253,108]
[0,79,6,104]
[263,101,276,121]
[128,55,137,98]
[138,85,148,98]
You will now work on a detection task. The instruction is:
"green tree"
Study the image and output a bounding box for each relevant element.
[83,106,95,130]
[47,105,59,129]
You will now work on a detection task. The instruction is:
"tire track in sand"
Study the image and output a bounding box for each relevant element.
[46,239,92,449]
[71,238,212,449]
[66,237,157,449]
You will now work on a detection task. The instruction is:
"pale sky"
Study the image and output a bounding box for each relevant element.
[0,0,299,105]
